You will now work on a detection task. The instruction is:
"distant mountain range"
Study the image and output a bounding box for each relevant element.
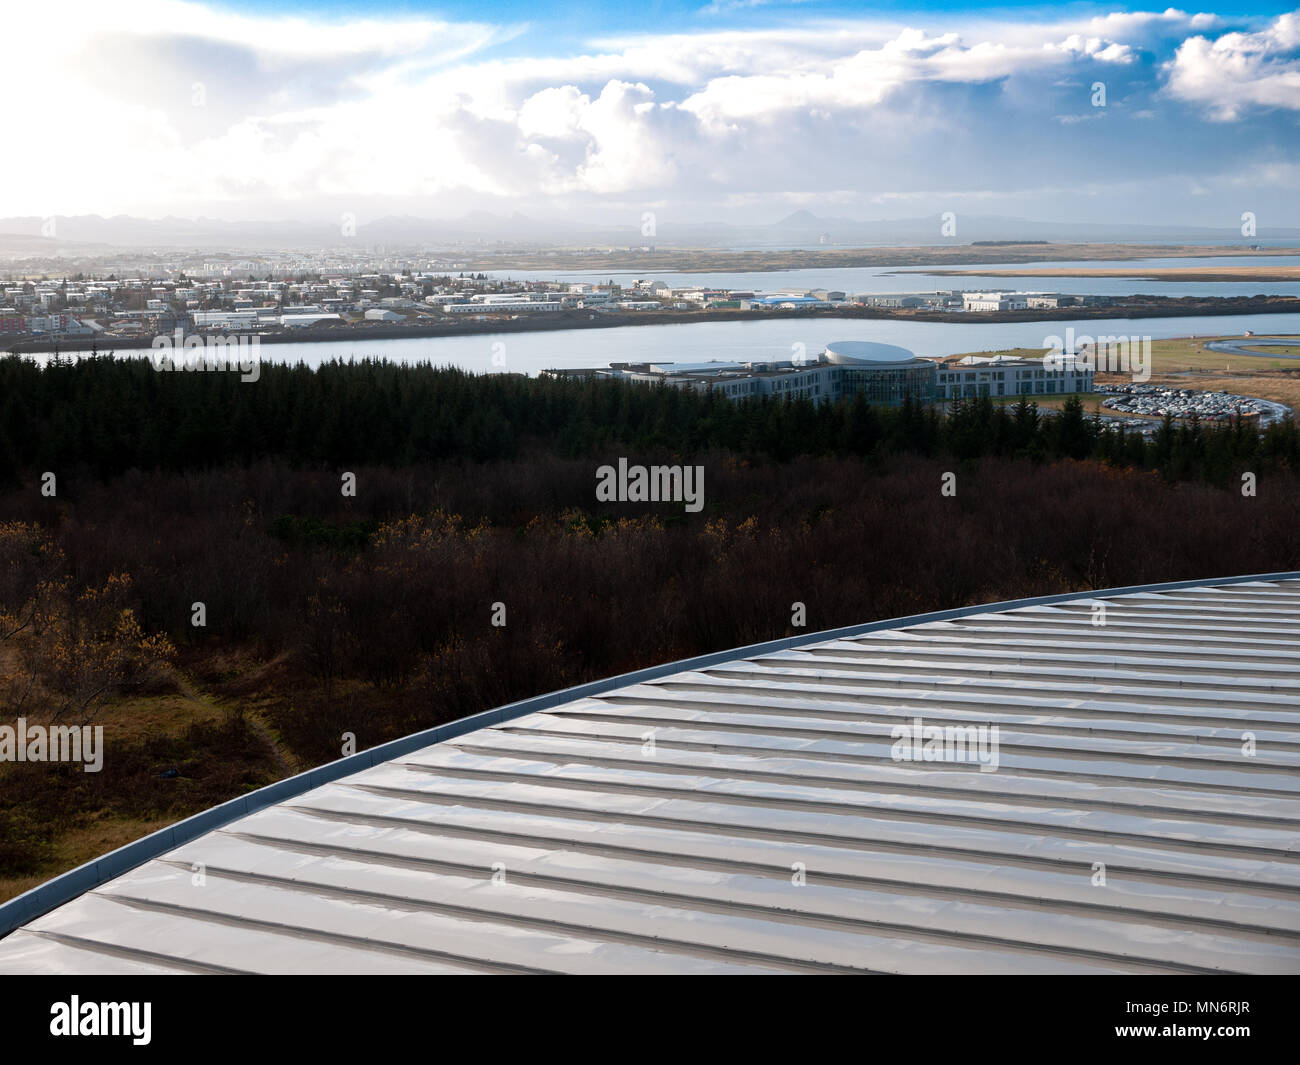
[1,210,1297,257]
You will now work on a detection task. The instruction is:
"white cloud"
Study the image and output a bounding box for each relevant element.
[1164,11,1300,119]
[0,3,1292,223]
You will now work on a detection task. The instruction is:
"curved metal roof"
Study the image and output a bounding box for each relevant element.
[2,575,1299,974]
[824,340,922,366]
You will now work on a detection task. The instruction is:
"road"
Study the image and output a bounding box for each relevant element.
[1205,336,1300,359]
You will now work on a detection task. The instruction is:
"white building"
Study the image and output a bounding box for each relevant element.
[963,292,1029,312]
[935,355,1092,400]
[278,313,343,328]
[25,315,92,335]
[444,299,563,313]
[192,311,259,329]
[548,342,1091,407]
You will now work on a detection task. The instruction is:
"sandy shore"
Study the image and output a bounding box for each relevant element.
[462,243,1300,274]
[923,265,1300,283]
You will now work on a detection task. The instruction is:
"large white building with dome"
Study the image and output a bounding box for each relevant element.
[544,340,1093,407]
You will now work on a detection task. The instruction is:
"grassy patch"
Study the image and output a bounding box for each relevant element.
[0,691,283,903]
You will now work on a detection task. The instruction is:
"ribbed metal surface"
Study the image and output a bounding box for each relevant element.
[3,579,1299,973]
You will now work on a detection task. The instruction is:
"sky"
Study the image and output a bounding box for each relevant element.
[5,1,1299,228]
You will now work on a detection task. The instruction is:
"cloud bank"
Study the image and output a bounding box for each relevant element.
[5,2,1298,226]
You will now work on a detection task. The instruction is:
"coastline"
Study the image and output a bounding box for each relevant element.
[922,266,1300,283]
[8,295,1299,355]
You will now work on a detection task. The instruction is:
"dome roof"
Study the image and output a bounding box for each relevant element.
[824,340,922,366]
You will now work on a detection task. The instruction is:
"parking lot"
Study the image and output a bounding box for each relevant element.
[1096,383,1290,426]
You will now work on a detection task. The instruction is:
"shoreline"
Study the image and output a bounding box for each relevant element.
[8,296,1300,355]
[922,266,1300,283]
[9,243,1300,281]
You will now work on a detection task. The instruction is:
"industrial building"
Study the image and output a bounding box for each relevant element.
[190,309,342,329]
[857,291,961,310]
[1025,293,1080,310]
[441,293,568,314]
[1,574,1297,973]
[963,292,1029,312]
[192,310,259,329]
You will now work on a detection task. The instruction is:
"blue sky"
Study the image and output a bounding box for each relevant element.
[205,1,1300,65]
[5,2,1298,229]
[211,0,1300,43]
[217,1,1300,23]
